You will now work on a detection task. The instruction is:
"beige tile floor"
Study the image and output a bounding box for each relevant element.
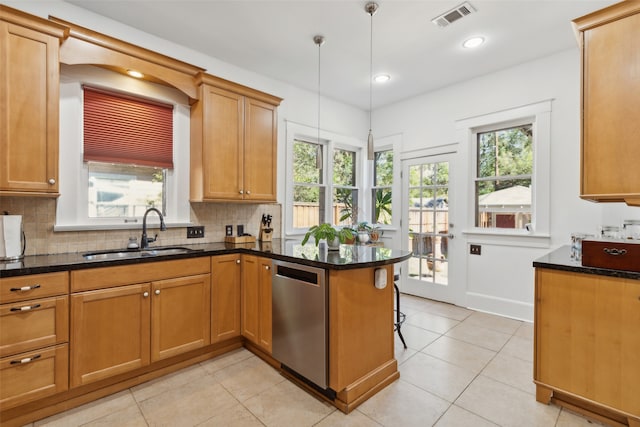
[28,295,609,427]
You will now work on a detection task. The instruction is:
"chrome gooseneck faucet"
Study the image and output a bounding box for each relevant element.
[141,207,166,249]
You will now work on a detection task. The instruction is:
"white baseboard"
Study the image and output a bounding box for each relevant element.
[464,292,533,322]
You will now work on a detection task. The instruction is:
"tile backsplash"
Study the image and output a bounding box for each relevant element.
[0,196,281,256]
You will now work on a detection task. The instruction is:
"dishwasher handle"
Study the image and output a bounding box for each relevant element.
[275,265,319,285]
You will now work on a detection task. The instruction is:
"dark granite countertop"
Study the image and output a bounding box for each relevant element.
[0,239,412,278]
[533,245,640,280]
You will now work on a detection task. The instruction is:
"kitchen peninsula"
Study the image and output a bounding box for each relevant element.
[533,247,640,427]
[0,240,411,426]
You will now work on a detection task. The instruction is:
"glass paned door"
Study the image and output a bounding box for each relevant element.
[401,154,457,303]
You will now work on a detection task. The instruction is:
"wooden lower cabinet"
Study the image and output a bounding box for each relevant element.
[0,271,69,412]
[0,295,68,357]
[70,283,151,388]
[0,344,68,410]
[257,257,272,353]
[151,274,211,362]
[70,262,212,388]
[211,254,241,343]
[535,268,640,424]
[240,255,272,353]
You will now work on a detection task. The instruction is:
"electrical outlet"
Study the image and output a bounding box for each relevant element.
[470,244,481,255]
[187,226,205,238]
[225,225,233,236]
[237,225,244,236]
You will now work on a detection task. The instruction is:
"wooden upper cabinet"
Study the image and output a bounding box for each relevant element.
[0,6,68,196]
[244,98,278,202]
[191,73,281,203]
[574,2,640,206]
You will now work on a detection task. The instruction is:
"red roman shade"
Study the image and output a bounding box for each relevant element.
[83,86,174,168]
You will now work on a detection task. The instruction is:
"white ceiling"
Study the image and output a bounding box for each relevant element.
[66,0,617,110]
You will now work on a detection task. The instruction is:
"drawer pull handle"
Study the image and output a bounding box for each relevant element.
[10,354,41,365]
[603,248,627,256]
[10,304,41,312]
[10,284,41,292]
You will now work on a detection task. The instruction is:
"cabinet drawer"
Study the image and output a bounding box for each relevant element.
[0,344,68,410]
[582,239,640,273]
[0,272,69,304]
[0,296,69,357]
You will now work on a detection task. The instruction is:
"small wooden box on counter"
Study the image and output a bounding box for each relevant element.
[224,235,256,244]
[582,239,640,273]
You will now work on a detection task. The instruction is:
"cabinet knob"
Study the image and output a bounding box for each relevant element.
[265,265,270,270]
[143,291,149,298]
[239,190,244,194]
[246,190,251,195]
[155,289,161,295]
[236,259,241,264]
[48,178,56,185]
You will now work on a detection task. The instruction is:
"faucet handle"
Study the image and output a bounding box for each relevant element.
[145,234,158,245]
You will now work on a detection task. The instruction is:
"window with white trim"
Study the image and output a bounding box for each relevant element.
[457,99,552,240]
[475,123,532,229]
[55,65,191,230]
[286,122,363,235]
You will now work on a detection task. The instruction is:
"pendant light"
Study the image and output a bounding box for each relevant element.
[314,35,325,170]
[365,2,378,161]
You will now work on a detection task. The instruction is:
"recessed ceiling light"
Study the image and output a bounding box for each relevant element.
[462,36,484,49]
[126,69,144,78]
[374,74,390,83]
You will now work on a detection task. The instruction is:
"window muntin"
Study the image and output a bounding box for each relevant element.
[475,124,533,229]
[372,149,393,225]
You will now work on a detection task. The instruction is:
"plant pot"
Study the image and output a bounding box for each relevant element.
[327,237,341,251]
[357,232,370,244]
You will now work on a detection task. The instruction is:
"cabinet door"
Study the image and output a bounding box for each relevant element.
[580,9,640,203]
[211,255,241,343]
[535,269,640,415]
[151,274,211,362]
[241,255,259,345]
[0,21,59,194]
[70,283,151,388]
[201,85,244,200]
[258,257,273,353]
[244,98,277,202]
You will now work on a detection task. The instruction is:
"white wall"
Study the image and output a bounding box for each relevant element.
[375,48,638,321]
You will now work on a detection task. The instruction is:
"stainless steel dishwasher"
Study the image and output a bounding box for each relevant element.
[272,260,329,392]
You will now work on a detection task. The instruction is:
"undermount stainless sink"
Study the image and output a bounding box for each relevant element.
[82,246,202,261]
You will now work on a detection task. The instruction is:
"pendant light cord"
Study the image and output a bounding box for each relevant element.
[314,35,325,170]
[369,9,373,133]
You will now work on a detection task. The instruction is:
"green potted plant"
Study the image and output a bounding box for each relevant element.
[301,223,355,250]
[356,222,371,244]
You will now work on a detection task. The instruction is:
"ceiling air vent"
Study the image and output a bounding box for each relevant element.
[431,2,476,28]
